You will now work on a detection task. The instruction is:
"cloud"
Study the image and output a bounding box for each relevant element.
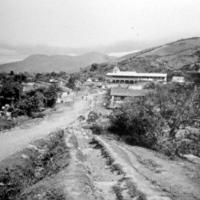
[0,0,200,47]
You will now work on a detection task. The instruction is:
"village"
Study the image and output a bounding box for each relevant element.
[0,65,187,126]
[1,0,200,199]
[0,64,200,200]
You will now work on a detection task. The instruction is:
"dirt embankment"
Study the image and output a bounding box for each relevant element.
[0,125,110,200]
[0,129,69,200]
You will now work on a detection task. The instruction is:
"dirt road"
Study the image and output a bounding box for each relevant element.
[0,97,89,162]
[68,121,200,200]
[1,91,200,200]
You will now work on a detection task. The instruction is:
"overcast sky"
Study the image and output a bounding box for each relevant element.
[0,0,200,48]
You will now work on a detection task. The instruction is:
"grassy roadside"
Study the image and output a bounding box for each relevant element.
[0,129,70,200]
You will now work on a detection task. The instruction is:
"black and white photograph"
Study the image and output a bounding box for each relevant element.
[0,0,200,199]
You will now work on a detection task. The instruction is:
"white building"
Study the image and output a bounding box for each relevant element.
[106,66,167,85]
[171,76,185,83]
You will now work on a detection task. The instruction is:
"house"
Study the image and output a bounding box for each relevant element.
[22,82,35,92]
[106,66,167,87]
[22,81,51,93]
[56,88,74,104]
[172,76,185,83]
[110,87,151,108]
[49,78,59,84]
[86,78,92,83]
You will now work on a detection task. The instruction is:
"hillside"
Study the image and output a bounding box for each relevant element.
[118,37,200,72]
[1,37,200,74]
[81,37,200,78]
[0,52,114,73]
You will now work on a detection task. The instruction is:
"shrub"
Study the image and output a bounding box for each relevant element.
[108,83,200,157]
[109,101,160,148]
[0,81,22,106]
[87,111,99,123]
[78,115,85,121]
[156,139,178,158]
[90,123,102,135]
[43,85,58,108]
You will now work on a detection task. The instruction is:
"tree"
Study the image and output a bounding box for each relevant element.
[90,64,98,71]
[15,90,45,116]
[148,83,199,138]
[109,98,161,148]
[44,85,58,107]
[9,70,14,76]
[14,73,27,82]
[0,81,22,105]
[66,73,80,89]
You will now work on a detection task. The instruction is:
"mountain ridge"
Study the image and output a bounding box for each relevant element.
[80,37,200,78]
[0,52,114,73]
[117,37,200,72]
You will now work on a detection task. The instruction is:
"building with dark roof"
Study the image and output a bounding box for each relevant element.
[110,87,151,108]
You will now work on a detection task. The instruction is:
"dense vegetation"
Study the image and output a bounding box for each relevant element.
[13,85,59,117]
[108,83,200,157]
[0,72,66,123]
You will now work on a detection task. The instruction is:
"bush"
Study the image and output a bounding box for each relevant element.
[43,85,58,108]
[156,139,178,158]
[11,85,58,118]
[90,123,102,135]
[0,81,22,106]
[16,94,43,117]
[108,83,200,157]
[78,115,85,121]
[87,111,99,123]
[109,101,160,148]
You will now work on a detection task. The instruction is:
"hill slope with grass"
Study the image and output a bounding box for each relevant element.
[81,37,200,78]
[118,37,200,72]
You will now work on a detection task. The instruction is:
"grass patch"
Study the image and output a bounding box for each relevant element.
[113,178,147,200]
[89,137,125,176]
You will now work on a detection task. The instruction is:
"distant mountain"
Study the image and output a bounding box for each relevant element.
[1,37,200,74]
[117,37,200,72]
[0,52,114,73]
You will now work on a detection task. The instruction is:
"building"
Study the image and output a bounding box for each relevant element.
[106,66,167,85]
[110,87,151,108]
[56,88,74,104]
[22,82,35,92]
[171,76,185,83]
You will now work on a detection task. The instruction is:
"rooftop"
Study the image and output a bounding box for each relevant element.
[111,87,152,97]
[107,71,167,77]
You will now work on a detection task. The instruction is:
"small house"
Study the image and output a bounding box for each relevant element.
[110,87,151,108]
[172,76,185,83]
